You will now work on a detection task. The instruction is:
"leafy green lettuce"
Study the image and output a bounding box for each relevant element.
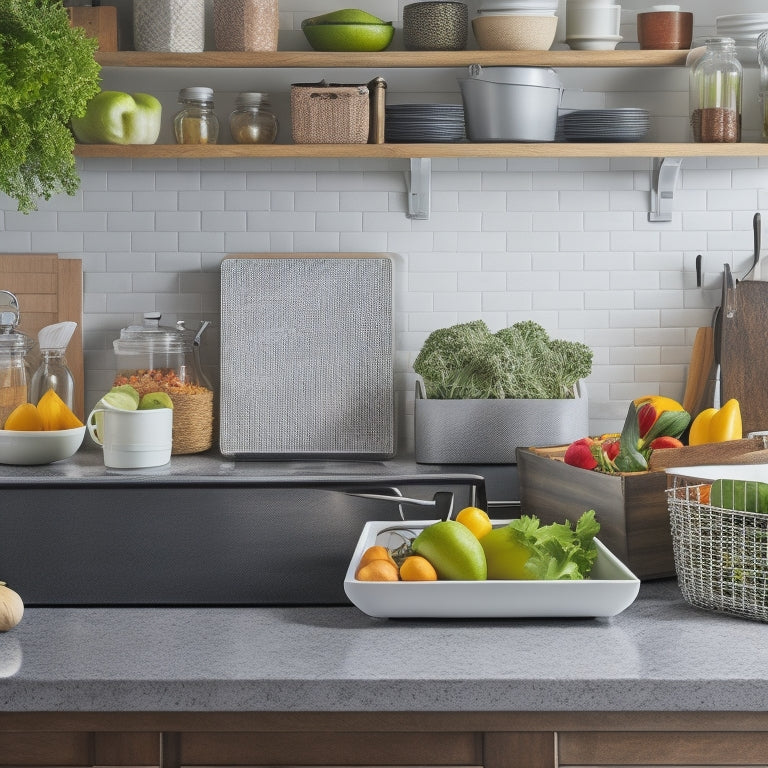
[506,510,601,580]
[0,0,101,212]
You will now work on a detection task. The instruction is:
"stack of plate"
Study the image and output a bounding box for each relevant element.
[560,108,650,142]
[385,103,465,143]
[715,13,768,63]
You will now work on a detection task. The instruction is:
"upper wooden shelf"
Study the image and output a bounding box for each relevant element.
[95,50,691,69]
[74,142,768,159]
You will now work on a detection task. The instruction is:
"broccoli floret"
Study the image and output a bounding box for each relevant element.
[413,320,592,400]
[413,320,492,398]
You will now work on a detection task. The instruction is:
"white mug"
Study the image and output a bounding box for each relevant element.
[87,407,173,469]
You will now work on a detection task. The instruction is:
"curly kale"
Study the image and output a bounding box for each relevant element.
[414,320,593,400]
[0,0,101,213]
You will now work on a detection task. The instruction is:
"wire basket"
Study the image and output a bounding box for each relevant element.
[667,475,768,622]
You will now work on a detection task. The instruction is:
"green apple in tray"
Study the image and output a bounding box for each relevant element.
[70,91,162,145]
[301,8,394,52]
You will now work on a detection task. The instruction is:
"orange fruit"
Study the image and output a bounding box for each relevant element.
[399,556,438,581]
[4,403,43,431]
[36,389,84,430]
[356,545,397,573]
[455,506,493,540]
[356,560,400,582]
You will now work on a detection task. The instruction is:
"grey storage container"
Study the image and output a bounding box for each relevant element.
[459,64,563,142]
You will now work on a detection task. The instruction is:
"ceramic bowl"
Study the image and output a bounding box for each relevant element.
[301,21,395,51]
[472,14,558,50]
[0,426,86,465]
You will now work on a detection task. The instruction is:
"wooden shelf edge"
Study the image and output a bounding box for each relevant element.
[95,49,690,69]
[74,142,768,159]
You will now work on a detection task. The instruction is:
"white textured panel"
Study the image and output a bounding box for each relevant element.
[220,255,394,459]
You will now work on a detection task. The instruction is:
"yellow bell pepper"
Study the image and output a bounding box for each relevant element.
[634,395,685,413]
[688,399,742,445]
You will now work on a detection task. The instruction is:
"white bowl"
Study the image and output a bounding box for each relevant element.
[0,427,86,465]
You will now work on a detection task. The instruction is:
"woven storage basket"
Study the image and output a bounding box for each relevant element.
[667,476,768,622]
[291,83,370,144]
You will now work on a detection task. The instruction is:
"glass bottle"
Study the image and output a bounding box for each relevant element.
[173,87,220,144]
[689,37,742,143]
[30,350,75,410]
[0,291,34,426]
[229,92,279,144]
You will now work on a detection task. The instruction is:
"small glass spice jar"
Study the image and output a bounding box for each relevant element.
[229,92,279,144]
[688,36,742,143]
[173,87,220,144]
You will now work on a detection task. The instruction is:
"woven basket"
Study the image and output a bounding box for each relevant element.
[667,476,768,622]
[291,83,370,144]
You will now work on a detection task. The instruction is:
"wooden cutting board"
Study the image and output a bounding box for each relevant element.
[0,254,84,420]
[720,279,768,436]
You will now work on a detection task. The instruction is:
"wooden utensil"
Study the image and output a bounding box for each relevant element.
[682,325,714,416]
[720,278,768,436]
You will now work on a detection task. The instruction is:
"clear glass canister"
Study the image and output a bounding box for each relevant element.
[758,31,768,140]
[113,313,214,454]
[0,291,34,426]
[229,92,279,144]
[174,87,220,144]
[30,350,75,410]
[689,36,742,143]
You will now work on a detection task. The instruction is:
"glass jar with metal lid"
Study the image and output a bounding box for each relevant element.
[113,313,214,454]
[173,86,220,144]
[0,291,35,426]
[229,92,279,144]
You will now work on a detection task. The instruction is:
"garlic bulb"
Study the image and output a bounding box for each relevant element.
[0,582,23,632]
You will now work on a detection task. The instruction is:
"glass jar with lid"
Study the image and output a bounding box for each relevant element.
[688,36,742,143]
[229,92,279,144]
[173,87,220,144]
[113,313,214,454]
[0,291,35,426]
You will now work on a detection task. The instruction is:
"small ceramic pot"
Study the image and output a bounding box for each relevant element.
[637,9,694,50]
[403,1,468,51]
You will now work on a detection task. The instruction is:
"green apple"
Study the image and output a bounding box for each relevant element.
[71,91,162,145]
[138,392,174,410]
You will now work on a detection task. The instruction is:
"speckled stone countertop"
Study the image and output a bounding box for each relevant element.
[1,579,766,713]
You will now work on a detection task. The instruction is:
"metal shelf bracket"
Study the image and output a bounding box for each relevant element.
[649,156,683,222]
[406,157,431,220]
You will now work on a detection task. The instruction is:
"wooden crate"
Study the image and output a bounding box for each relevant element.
[517,438,768,580]
[67,6,118,52]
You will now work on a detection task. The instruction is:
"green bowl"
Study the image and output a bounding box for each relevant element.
[301,21,394,52]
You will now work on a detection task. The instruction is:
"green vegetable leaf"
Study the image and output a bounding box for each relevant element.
[613,402,649,472]
[0,0,101,212]
[506,510,600,581]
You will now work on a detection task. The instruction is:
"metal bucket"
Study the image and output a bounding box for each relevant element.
[458,65,563,142]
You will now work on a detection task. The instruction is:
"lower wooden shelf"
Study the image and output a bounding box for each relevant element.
[73,142,768,159]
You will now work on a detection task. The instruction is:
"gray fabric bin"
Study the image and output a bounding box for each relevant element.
[414,379,588,464]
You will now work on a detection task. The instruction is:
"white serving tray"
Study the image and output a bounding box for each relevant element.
[344,520,641,619]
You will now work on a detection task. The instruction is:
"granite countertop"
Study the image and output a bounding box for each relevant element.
[2,579,766,713]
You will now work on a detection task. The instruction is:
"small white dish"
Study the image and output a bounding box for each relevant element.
[566,34,623,49]
[0,427,86,465]
[344,520,641,619]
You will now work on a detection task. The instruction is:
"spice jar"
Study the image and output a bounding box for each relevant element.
[0,291,34,427]
[173,87,220,144]
[229,92,279,144]
[113,313,214,455]
[689,36,742,143]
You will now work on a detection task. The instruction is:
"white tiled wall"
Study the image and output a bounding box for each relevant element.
[2,0,767,451]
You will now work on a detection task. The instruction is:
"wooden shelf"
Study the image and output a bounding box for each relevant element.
[74,142,768,159]
[95,49,690,69]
